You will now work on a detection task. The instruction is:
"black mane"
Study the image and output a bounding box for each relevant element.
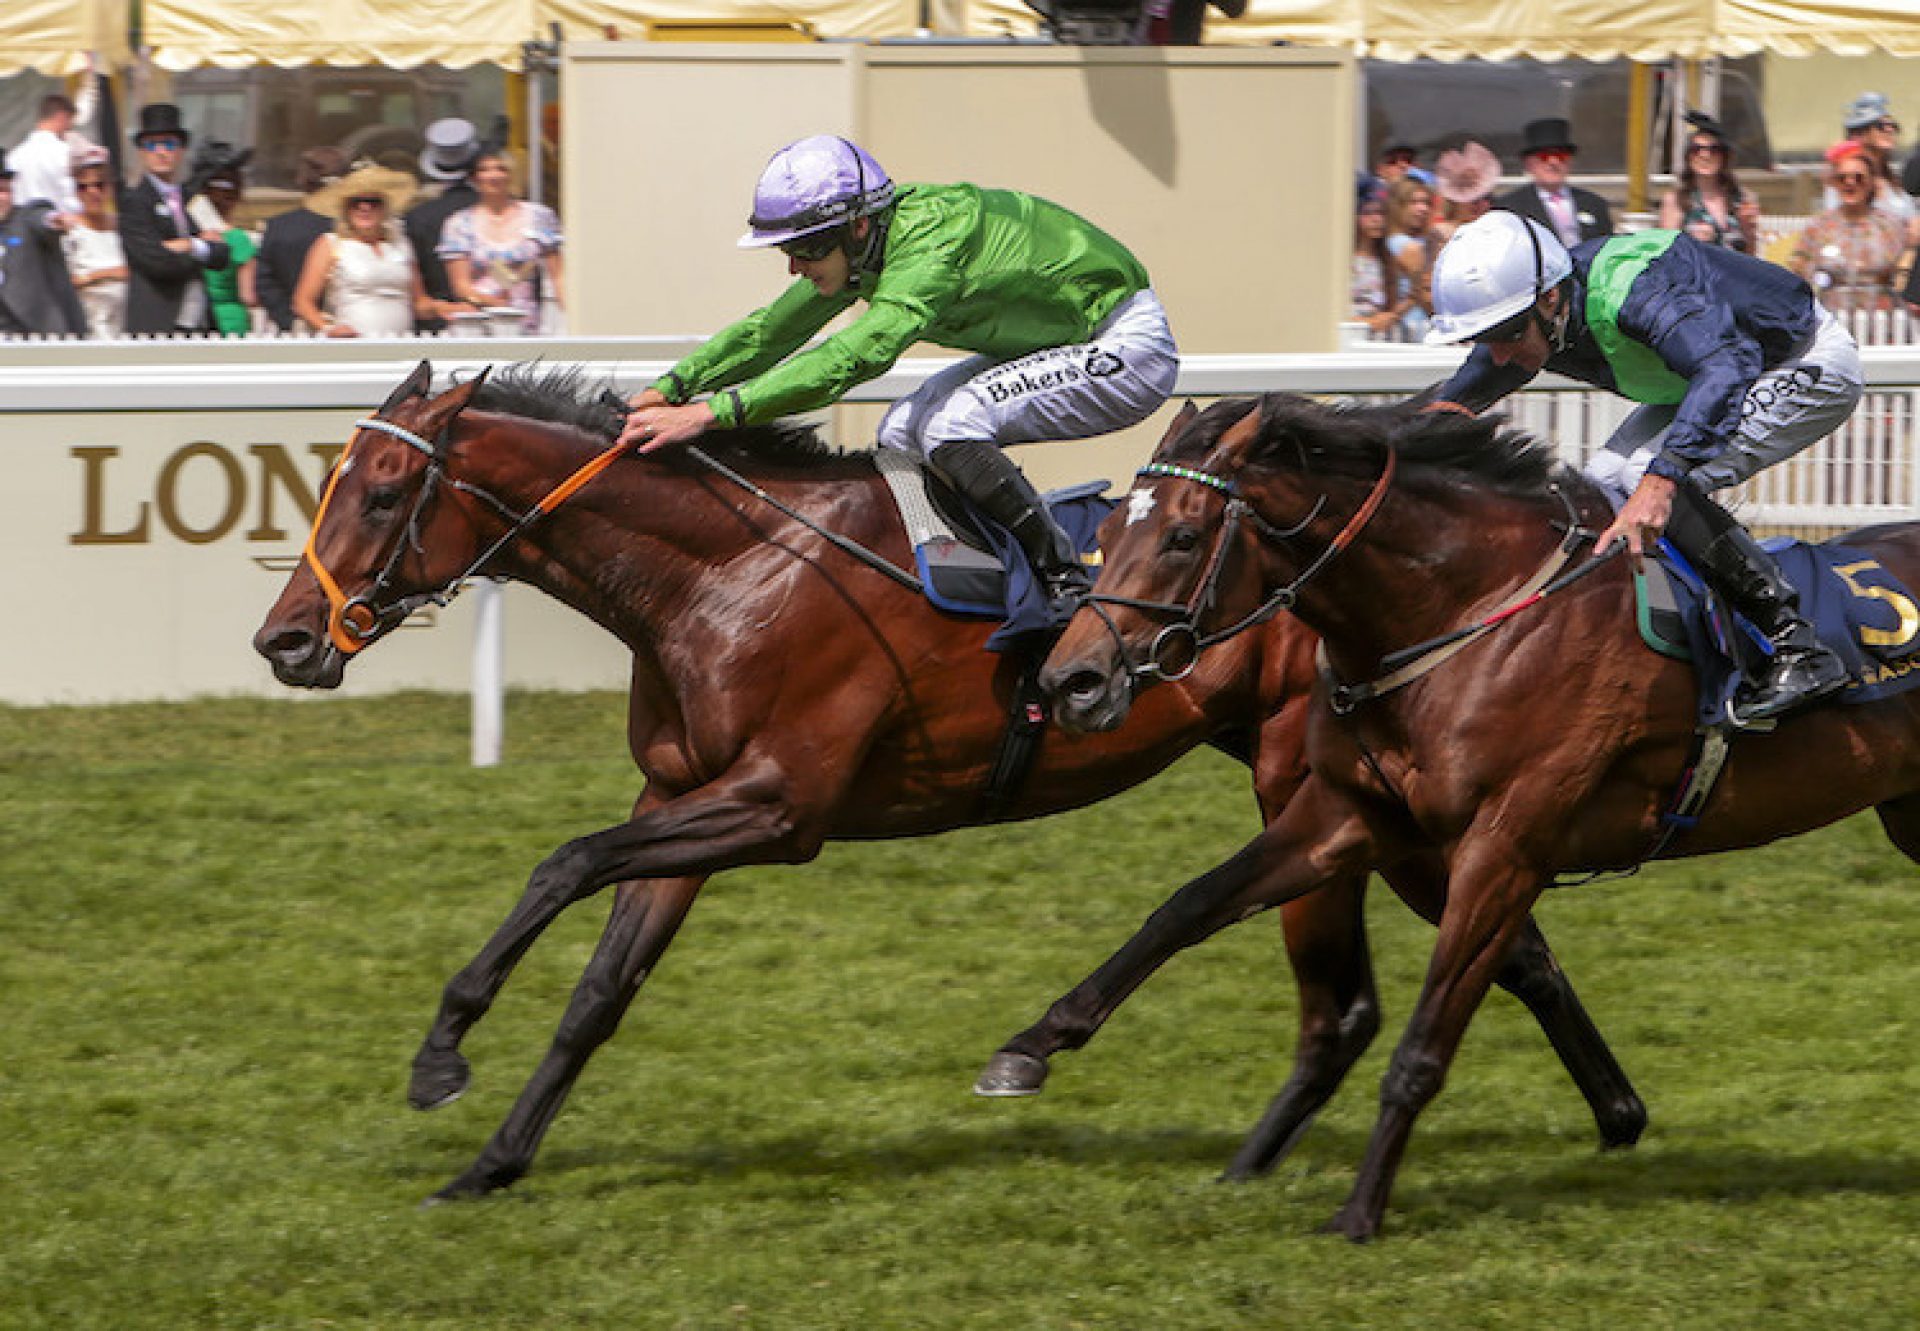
[1236,393,1558,497]
[468,363,843,466]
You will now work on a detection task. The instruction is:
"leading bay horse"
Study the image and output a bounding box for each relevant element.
[1038,392,1920,1239]
[253,363,1638,1202]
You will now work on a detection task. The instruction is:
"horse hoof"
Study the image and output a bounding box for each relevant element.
[408,1048,471,1111]
[424,1161,519,1206]
[1321,1206,1380,1244]
[973,1051,1049,1097]
[1599,1099,1649,1150]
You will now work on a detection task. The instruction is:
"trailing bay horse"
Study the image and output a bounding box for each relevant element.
[1038,392,1920,1239]
[253,363,1639,1202]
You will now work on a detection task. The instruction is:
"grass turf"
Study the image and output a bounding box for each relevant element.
[1,691,1916,1329]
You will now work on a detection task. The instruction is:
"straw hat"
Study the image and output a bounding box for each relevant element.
[1434,141,1501,205]
[311,161,418,219]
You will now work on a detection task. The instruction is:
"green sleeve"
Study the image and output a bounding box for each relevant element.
[650,279,852,419]
[716,221,969,426]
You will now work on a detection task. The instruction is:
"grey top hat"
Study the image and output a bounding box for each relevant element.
[419,117,481,181]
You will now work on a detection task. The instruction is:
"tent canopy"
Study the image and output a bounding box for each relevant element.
[107,0,1920,69]
[0,0,130,77]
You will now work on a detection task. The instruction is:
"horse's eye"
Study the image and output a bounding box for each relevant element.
[1163,526,1202,555]
[366,485,405,515]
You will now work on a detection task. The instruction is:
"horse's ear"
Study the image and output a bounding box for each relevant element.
[379,359,434,414]
[410,366,492,446]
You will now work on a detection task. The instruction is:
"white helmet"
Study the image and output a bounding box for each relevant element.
[1425,211,1572,345]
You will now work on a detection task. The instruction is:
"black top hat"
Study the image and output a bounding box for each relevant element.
[1519,117,1577,157]
[133,103,191,147]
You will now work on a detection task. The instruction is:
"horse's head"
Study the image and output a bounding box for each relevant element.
[1041,397,1282,732]
[253,360,492,688]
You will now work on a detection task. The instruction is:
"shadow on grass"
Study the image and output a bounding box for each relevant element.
[404,1116,1920,1219]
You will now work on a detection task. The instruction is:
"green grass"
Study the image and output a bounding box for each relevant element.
[2,692,1917,1330]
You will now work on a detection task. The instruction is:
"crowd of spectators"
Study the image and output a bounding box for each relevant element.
[1354,95,1920,341]
[0,97,565,340]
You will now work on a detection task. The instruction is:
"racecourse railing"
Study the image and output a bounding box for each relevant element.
[5,338,1918,758]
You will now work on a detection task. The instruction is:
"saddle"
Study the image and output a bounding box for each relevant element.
[1635,536,1920,727]
[874,450,1113,650]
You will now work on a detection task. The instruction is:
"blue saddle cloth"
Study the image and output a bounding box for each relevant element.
[1636,537,1920,725]
[914,480,1115,652]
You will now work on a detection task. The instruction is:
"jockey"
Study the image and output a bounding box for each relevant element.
[619,135,1179,615]
[1425,210,1861,726]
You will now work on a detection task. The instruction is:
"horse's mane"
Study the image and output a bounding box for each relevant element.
[1175,392,1559,499]
[468,363,849,468]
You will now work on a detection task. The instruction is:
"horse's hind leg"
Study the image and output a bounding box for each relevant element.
[978,775,1374,1096]
[1494,916,1646,1150]
[1873,793,1920,863]
[428,875,704,1202]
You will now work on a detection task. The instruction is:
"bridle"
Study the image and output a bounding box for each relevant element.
[302,412,628,655]
[1083,448,1396,682]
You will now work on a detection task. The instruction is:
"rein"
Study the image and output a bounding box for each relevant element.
[1087,448,1395,682]
[304,409,926,656]
[303,416,629,655]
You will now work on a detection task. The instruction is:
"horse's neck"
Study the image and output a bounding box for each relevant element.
[1297,478,1573,666]
[473,430,887,645]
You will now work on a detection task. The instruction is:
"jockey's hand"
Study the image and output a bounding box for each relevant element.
[626,387,668,412]
[1596,473,1678,566]
[620,400,715,454]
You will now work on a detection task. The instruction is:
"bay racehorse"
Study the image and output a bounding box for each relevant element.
[1038,392,1920,1239]
[253,364,1639,1202]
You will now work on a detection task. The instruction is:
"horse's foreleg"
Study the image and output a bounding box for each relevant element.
[410,771,814,1113]
[1327,848,1545,1242]
[428,875,704,1203]
[1373,851,1646,1152]
[976,775,1373,1096]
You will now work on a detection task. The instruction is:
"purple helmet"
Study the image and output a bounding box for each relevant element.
[739,136,895,250]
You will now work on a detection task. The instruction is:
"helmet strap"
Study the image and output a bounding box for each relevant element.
[845,209,891,293]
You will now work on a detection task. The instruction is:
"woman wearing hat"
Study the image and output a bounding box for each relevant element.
[1431,140,1499,244]
[199,155,257,336]
[1656,112,1759,255]
[292,162,442,338]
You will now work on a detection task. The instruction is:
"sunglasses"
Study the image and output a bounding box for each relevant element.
[346,195,385,208]
[1471,308,1536,346]
[1529,149,1572,164]
[139,135,183,152]
[1871,118,1901,133]
[1835,172,1873,186]
[1381,151,1416,166]
[1687,141,1726,156]
[75,179,109,192]
[779,230,841,262]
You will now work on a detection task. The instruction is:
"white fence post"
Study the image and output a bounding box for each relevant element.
[471,579,505,767]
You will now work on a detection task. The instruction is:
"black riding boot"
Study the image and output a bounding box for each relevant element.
[928,439,1092,617]
[1664,481,1849,725]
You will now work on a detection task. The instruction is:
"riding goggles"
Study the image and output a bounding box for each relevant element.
[779,228,843,262]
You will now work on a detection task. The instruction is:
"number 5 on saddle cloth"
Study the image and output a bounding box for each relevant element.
[1637,536,1920,726]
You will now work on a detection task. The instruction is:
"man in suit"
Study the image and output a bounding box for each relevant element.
[0,150,86,337]
[1495,117,1613,248]
[255,145,345,332]
[403,118,481,333]
[118,103,230,335]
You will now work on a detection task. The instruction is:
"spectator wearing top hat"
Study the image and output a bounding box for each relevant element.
[256,146,346,333]
[1494,117,1613,249]
[403,117,482,332]
[119,103,231,335]
[0,147,87,337]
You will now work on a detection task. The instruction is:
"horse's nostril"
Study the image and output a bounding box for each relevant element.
[254,623,317,664]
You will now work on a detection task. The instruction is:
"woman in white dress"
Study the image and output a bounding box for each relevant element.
[61,146,127,339]
[292,163,445,337]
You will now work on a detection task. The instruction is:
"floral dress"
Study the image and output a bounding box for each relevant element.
[1793,210,1907,315]
[436,202,563,334]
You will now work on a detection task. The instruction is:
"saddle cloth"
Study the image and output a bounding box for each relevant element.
[874,450,1114,650]
[1635,537,1920,725]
